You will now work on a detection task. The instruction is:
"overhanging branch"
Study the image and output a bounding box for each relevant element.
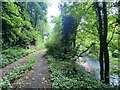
[79,42,96,56]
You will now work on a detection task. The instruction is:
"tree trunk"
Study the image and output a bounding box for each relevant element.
[95,2,104,81]
[103,2,110,84]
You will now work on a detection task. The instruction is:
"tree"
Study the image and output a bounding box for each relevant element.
[95,1,110,84]
[60,3,80,58]
[103,2,109,84]
[62,16,75,54]
[95,2,104,81]
[2,2,48,48]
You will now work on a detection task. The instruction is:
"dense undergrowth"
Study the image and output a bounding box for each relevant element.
[47,55,112,89]
[0,46,37,68]
[0,56,39,89]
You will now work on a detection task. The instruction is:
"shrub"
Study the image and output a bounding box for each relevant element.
[0,46,36,68]
[47,55,110,89]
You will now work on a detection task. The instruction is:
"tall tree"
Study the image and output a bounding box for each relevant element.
[2,2,48,48]
[103,2,110,84]
[96,1,110,84]
[60,3,80,57]
[95,2,104,81]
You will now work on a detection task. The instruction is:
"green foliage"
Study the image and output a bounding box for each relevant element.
[2,2,48,48]
[110,58,119,74]
[45,27,63,57]
[60,2,119,76]
[0,56,39,88]
[0,47,36,68]
[47,55,110,89]
[1,1,119,88]
[45,16,77,60]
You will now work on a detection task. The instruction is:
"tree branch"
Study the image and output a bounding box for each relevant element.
[107,26,116,45]
[79,42,96,56]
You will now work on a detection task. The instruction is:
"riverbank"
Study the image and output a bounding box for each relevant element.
[77,55,119,87]
[46,54,111,89]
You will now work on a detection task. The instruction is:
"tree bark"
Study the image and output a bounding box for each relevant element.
[103,2,110,84]
[95,2,104,81]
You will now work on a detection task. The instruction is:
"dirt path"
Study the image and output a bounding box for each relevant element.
[1,50,51,89]
[1,50,41,76]
[15,50,51,89]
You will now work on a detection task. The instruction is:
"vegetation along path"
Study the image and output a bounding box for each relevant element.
[1,50,51,89]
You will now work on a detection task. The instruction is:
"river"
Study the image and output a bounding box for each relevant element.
[76,55,119,87]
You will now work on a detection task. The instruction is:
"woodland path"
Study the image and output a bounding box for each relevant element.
[1,50,51,89]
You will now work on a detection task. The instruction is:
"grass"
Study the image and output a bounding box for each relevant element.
[47,55,111,89]
[0,46,36,68]
[0,56,39,89]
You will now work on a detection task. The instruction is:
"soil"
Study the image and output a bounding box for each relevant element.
[1,50,51,89]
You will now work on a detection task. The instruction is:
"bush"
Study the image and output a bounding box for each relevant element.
[0,46,36,68]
